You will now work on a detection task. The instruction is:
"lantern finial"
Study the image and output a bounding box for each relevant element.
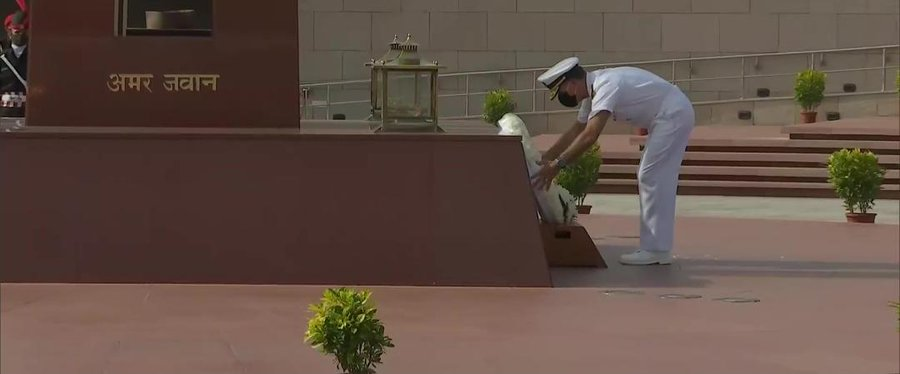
[377,35,402,64]
[397,34,420,65]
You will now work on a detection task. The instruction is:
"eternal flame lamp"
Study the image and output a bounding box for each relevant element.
[367,34,445,133]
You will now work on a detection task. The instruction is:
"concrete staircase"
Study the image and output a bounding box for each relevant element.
[552,117,900,199]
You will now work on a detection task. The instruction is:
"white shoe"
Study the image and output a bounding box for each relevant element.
[619,250,673,266]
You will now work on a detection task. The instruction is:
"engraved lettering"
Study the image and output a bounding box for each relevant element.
[109,73,219,93]
[198,74,220,91]
[107,74,125,92]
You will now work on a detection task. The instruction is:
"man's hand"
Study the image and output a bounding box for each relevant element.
[538,154,552,166]
[533,112,610,191]
[543,121,586,164]
[555,111,611,167]
[531,161,561,191]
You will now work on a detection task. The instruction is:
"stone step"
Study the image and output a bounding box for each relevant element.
[787,133,900,142]
[629,136,900,155]
[598,164,900,184]
[591,179,900,199]
[783,118,900,141]
[601,151,900,169]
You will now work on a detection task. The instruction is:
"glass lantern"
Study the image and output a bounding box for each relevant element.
[367,34,444,133]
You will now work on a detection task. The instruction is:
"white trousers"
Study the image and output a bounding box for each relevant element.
[637,89,695,253]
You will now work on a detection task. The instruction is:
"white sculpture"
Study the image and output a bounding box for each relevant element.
[497,113,578,224]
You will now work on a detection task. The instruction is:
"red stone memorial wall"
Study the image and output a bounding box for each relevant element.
[0,130,553,287]
[24,0,300,128]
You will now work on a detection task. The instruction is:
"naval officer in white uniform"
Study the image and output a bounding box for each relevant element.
[531,57,695,266]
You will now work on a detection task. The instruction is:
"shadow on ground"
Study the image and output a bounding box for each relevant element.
[551,245,900,288]
[551,245,713,288]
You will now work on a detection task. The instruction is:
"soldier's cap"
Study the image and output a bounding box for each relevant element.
[5,0,28,31]
[5,10,27,31]
[537,57,579,100]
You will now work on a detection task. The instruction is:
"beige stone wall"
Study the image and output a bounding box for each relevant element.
[300,0,898,80]
[356,93,898,136]
[533,93,899,135]
[299,0,899,121]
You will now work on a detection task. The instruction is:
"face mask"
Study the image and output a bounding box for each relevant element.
[557,91,579,108]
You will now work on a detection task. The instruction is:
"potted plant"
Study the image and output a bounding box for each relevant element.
[555,144,602,214]
[482,88,517,126]
[891,301,900,332]
[826,148,886,223]
[305,288,394,374]
[794,69,826,123]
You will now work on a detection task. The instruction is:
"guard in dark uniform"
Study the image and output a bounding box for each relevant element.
[1,1,28,118]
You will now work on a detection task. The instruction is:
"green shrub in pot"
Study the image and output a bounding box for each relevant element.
[891,301,900,332]
[305,288,394,374]
[482,88,517,125]
[826,148,886,223]
[895,70,899,95]
[555,144,602,214]
[794,69,826,123]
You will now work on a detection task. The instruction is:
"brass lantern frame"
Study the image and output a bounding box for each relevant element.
[367,34,445,133]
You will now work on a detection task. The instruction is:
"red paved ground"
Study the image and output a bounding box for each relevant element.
[2,215,898,374]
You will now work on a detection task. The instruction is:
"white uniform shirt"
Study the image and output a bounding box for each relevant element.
[576,66,676,127]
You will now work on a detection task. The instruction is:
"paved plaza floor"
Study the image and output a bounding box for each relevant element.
[2,214,898,374]
[584,194,900,224]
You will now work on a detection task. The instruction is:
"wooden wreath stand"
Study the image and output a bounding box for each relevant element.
[540,221,608,268]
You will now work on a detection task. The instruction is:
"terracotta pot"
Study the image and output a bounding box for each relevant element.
[577,205,592,214]
[845,212,876,223]
[800,111,817,124]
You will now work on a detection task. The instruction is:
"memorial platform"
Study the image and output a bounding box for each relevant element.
[533,117,900,198]
[4,0,593,288]
[0,123,557,287]
[3,214,897,374]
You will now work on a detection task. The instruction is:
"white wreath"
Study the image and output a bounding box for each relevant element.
[497,113,578,225]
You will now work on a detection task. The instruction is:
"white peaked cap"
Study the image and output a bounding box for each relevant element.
[537,57,579,100]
